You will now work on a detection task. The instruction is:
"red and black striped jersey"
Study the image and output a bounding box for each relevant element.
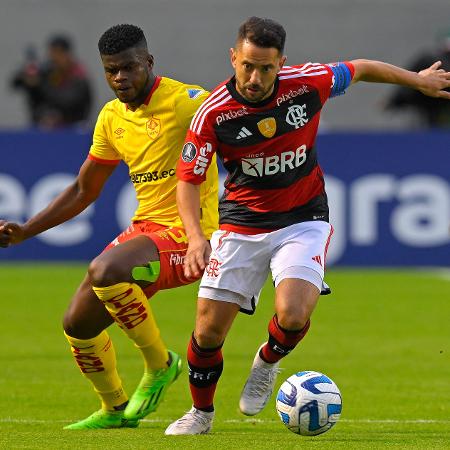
[177,62,355,234]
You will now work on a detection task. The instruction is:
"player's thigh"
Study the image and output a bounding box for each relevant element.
[270,221,333,300]
[270,221,332,283]
[141,226,204,297]
[199,230,271,314]
[63,274,114,339]
[89,235,158,287]
[194,297,240,348]
[274,278,320,330]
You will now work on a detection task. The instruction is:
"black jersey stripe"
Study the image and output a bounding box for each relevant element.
[219,194,329,230]
[222,146,318,190]
[213,90,323,147]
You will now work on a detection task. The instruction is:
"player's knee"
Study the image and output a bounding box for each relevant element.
[62,308,105,339]
[277,308,310,331]
[88,255,126,287]
[194,327,224,348]
[62,309,86,339]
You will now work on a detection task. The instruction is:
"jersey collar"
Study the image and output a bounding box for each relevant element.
[226,75,279,108]
[143,76,161,105]
[125,76,161,111]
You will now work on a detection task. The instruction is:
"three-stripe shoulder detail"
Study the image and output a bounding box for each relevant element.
[279,63,329,80]
[190,85,232,133]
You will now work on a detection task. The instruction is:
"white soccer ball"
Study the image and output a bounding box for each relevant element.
[275,370,342,436]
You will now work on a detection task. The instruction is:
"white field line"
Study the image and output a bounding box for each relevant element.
[1,418,450,425]
[434,271,450,282]
[417,267,450,282]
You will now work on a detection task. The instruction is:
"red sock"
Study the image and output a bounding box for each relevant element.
[261,315,310,363]
[187,333,223,412]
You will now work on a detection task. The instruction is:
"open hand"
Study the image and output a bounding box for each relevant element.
[418,61,450,99]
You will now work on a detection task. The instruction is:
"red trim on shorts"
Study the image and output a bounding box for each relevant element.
[216,231,230,250]
[88,154,121,165]
[323,224,334,269]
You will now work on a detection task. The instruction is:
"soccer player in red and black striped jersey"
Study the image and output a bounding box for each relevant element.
[166,17,450,435]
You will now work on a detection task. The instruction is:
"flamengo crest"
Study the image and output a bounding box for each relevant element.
[286,104,308,129]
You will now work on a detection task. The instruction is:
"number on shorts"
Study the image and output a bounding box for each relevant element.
[167,228,188,244]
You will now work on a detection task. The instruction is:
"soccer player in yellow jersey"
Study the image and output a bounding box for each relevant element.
[0,24,218,429]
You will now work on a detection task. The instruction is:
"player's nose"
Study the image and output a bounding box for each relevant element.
[249,69,262,85]
[114,69,128,83]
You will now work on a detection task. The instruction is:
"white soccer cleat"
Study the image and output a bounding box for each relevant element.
[165,406,214,435]
[239,344,281,416]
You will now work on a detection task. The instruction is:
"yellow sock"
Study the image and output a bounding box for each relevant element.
[64,330,128,410]
[92,282,169,371]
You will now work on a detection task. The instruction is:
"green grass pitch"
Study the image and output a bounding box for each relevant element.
[0,264,449,449]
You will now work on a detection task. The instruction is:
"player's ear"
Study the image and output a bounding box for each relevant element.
[230,47,237,68]
[278,55,287,71]
[147,54,154,70]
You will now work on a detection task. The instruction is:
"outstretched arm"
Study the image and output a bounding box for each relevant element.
[176,180,211,279]
[0,159,115,247]
[351,59,450,99]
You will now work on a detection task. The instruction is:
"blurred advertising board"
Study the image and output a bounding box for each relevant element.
[1,130,449,265]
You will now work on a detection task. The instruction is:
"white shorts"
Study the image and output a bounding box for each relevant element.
[198,221,333,314]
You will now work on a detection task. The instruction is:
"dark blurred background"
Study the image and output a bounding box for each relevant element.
[2,0,450,130]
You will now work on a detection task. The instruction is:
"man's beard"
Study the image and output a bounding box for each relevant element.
[239,81,273,102]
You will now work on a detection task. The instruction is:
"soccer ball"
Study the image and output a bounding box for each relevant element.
[275,371,342,436]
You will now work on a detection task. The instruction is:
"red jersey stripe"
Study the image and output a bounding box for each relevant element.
[219,223,275,235]
[224,166,324,213]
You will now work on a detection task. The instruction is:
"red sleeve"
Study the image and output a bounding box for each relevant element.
[345,61,355,78]
[291,61,354,104]
[177,125,218,185]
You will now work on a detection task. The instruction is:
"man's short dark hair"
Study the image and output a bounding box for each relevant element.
[98,24,147,55]
[48,34,72,52]
[237,17,286,53]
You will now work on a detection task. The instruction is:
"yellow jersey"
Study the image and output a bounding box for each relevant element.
[88,76,218,238]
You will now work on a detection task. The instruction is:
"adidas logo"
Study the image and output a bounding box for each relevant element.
[312,255,323,267]
[236,127,252,140]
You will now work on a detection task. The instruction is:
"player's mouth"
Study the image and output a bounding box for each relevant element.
[115,87,134,101]
[243,86,266,102]
[246,86,261,94]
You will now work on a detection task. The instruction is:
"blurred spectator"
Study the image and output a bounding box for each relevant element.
[385,29,450,128]
[10,34,92,129]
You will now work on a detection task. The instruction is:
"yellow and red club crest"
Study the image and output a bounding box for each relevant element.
[146,115,161,139]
